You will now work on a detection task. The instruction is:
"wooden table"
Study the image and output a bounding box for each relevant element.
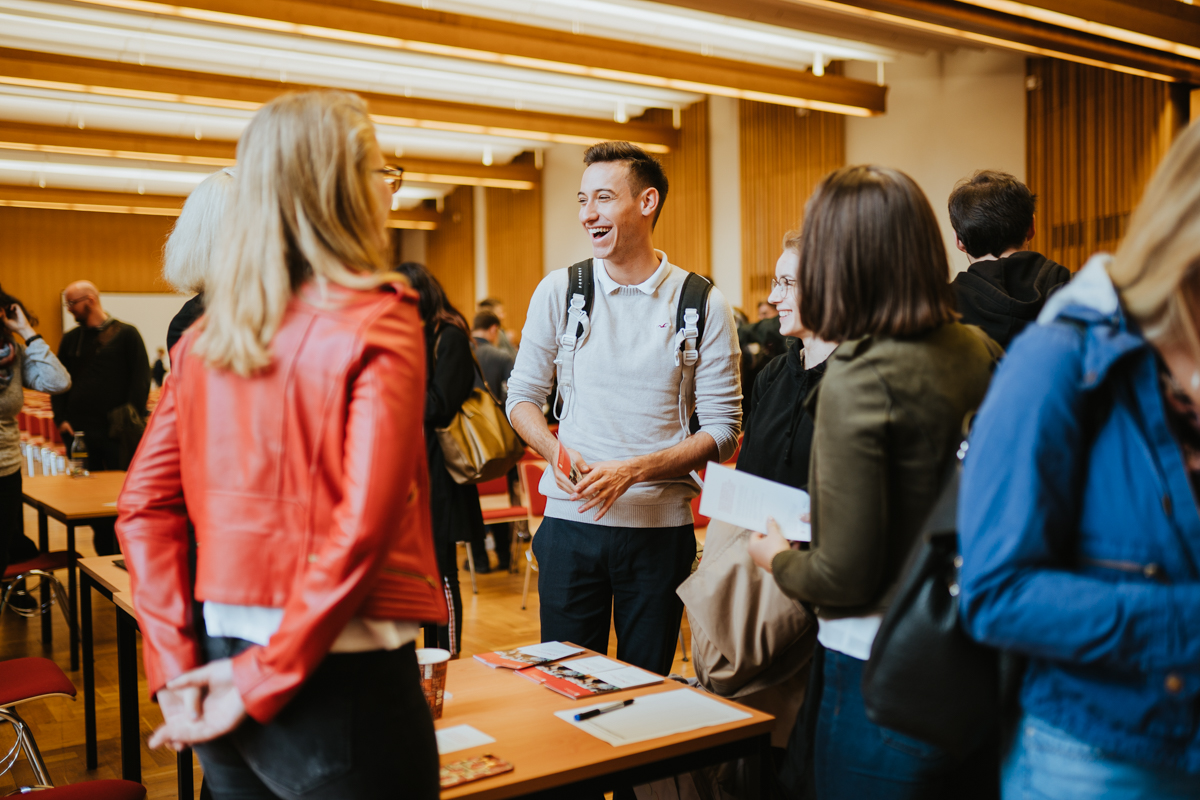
[22,471,125,671]
[436,653,775,799]
[78,555,193,799]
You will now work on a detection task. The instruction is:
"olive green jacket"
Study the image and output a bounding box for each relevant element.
[771,323,1002,619]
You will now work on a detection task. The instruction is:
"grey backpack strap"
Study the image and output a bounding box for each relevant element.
[553,259,594,421]
[673,272,712,487]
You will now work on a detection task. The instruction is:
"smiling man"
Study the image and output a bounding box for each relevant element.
[506,142,741,675]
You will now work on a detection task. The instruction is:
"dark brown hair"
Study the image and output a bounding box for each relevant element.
[948,170,1036,258]
[799,165,956,341]
[472,309,501,331]
[583,141,669,227]
[0,284,37,348]
[395,261,470,338]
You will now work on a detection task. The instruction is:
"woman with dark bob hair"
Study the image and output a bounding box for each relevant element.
[749,165,1002,798]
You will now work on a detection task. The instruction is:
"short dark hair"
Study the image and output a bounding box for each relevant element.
[472,310,501,331]
[478,297,502,309]
[948,170,1036,258]
[583,141,669,227]
[799,165,957,341]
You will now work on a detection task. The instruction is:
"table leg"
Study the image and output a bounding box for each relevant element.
[38,510,50,646]
[67,523,78,671]
[177,748,194,799]
[82,575,97,771]
[116,609,141,783]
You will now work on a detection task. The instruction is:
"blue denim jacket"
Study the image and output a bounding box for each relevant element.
[959,255,1200,774]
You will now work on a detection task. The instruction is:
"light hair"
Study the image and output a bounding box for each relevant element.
[192,90,395,376]
[1110,121,1200,357]
[162,167,235,294]
[782,229,802,252]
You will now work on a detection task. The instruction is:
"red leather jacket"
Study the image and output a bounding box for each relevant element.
[116,282,446,723]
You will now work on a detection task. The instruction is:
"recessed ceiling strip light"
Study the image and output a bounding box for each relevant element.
[0,139,234,165]
[63,0,883,114]
[783,0,1178,82]
[0,75,671,151]
[954,0,1200,62]
[0,198,180,215]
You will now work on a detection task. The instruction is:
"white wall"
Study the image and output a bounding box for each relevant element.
[845,49,1027,274]
[541,143,593,275]
[709,95,743,308]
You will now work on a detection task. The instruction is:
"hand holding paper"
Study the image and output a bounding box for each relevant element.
[698,463,812,541]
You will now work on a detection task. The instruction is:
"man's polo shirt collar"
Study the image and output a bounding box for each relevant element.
[595,250,671,296]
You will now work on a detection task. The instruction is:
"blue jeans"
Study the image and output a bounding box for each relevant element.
[1003,713,1200,799]
[532,517,695,676]
[814,647,998,800]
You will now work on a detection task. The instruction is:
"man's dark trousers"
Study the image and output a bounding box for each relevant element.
[533,517,695,675]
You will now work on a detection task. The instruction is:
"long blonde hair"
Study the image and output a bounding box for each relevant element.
[1110,120,1200,356]
[193,90,394,375]
[162,167,235,294]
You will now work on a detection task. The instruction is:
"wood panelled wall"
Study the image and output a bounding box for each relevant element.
[739,100,844,313]
[425,185,476,319]
[644,100,711,276]
[1026,58,1175,271]
[0,207,174,349]
[485,183,543,338]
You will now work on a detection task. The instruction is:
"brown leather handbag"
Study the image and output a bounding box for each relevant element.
[435,346,524,485]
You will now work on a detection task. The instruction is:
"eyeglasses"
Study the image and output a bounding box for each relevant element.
[770,276,797,293]
[377,165,405,193]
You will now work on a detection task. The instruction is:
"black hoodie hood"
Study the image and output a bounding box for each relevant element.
[951,250,1072,349]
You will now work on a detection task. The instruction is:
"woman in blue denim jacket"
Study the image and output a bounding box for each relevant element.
[958,121,1200,798]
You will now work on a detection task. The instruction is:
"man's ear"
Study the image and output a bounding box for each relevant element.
[955,236,968,254]
[1026,216,1036,244]
[640,187,660,220]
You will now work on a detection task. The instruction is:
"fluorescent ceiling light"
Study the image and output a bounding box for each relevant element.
[953,0,1200,62]
[0,157,209,184]
[0,197,180,215]
[382,0,893,69]
[0,84,540,162]
[779,0,1177,82]
[2,0,701,122]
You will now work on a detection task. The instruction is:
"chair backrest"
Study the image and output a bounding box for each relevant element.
[476,475,509,497]
[518,461,548,517]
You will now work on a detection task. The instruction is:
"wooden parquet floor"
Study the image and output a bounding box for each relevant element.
[1,508,697,798]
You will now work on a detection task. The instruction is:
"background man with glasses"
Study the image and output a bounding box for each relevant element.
[51,280,150,555]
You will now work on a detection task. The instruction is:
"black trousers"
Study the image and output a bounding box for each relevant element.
[194,637,439,800]
[0,468,38,578]
[532,517,695,676]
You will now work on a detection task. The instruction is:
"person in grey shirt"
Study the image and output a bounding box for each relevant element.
[0,287,70,583]
[471,309,515,405]
[506,141,741,676]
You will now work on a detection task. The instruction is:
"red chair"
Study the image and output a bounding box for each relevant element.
[1,552,78,645]
[477,475,530,580]
[0,657,77,788]
[517,460,548,610]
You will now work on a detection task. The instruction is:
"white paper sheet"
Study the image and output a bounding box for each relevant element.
[436,724,496,755]
[698,462,811,541]
[516,642,584,660]
[561,657,661,689]
[555,689,753,747]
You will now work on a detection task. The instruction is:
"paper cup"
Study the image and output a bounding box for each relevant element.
[416,647,451,719]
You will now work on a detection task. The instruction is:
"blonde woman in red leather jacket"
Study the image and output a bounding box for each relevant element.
[115,89,446,800]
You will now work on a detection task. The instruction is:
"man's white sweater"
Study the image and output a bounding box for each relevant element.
[506,252,742,528]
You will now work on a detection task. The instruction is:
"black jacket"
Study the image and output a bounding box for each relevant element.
[51,317,150,435]
[167,294,205,354]
[736,339,826,490]
[951,251,1072,350]
[424,324,484,552]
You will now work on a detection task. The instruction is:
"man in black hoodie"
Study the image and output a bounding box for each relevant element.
[948,170,1072,349]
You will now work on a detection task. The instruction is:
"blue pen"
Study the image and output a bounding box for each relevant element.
[575,698,634,721]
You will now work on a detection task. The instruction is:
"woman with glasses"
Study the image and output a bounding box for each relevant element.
[115,90,444,800]
[748,166,1003,799]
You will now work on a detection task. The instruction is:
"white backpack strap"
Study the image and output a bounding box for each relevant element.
[674,306,700,432]
[553,292,590,421]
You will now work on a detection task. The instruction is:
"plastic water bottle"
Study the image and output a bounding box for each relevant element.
[69,432,89,477]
